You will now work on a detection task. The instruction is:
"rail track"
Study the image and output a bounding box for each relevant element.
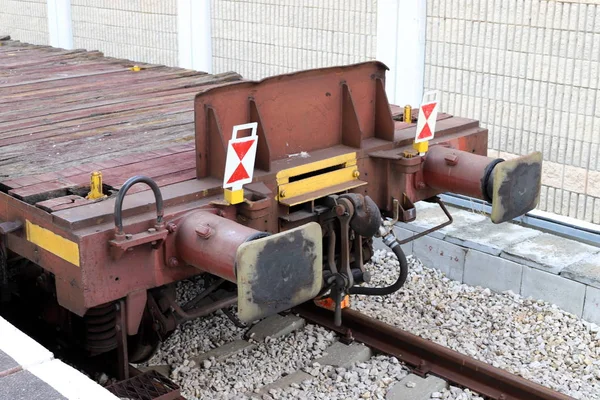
[295,303,573,400]
[0,282,573,400]
[97,304,574,400]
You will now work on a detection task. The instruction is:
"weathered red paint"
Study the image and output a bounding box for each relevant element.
[175,211,261,282]
[423,145,499,200]
[0,39,502,337]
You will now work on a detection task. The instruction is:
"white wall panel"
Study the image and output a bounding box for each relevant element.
[71,0,178,66]
[0,0,48,45]
[424,0,600,223]
[211,0,378,80]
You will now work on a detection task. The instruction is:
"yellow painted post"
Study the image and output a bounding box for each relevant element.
[403,105,412,123]
[413,141,429,154]
[224,188,244,204]
[86,171,106,200]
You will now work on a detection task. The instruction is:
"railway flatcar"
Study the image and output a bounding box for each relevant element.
[0,38,542,378]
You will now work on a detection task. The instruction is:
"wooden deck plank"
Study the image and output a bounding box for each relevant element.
[0,125,195,181]
[3,142,195,190]
[0,39,234,209]
[8,151,196,204]
[0,38,238,198]
[0,74,237,124]
[0,69,208,105]
[0,67,190,97]
[0,91,195,133]
[0,103,193,146]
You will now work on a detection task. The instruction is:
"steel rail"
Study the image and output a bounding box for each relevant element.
[295,303,573,400]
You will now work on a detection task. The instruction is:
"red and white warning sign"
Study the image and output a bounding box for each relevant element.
[414,91,439,143]
[223,122,258,190]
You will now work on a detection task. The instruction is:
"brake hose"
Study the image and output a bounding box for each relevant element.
[348,234,408,296]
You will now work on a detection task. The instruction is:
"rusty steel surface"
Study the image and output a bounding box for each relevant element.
[0,39,546,390]
[176,211,260,281]
[0,40,488,322]
[422,145,500,200]
[296,303,572,400]
[193,62,394,178]
[0,37,544,360]
[236,222,323,322]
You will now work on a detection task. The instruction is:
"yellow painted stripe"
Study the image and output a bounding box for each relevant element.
[276,152,357,184]
[278,166,358,199]
[25,221,80,267]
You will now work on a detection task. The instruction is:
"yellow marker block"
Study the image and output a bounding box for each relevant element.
[86,171,106,200]
[25,221,80,267]
[224,188,244,204]
[130,65,141,72]
[276,152,356,184]
[403,105,412,123]
[413,141,429,154]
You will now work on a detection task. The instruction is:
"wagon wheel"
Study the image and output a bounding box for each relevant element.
[127,307,160,363]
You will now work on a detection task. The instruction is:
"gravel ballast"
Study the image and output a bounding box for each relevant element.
[142,250,600,399]
[355,250,600,399]
[270,355,410,399]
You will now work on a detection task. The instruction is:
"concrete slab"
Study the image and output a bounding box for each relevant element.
[521,267,586,317]
[193,339,256,364]
[561,253,600,289]
[0,318,53,369]
[502,233,600,274]
[28,359,119,400]
[0,369,67,400]
[445,219,542,256]
[245,314,305,342]
[386,373,447,400]
[464,249,523,294]
[0,317,118,400]
[313,341,372,368]
[399,204,487,240]
[249,370,312,398]
[413,235,467,282]
[0,349,19,376]
[583,286,600,325]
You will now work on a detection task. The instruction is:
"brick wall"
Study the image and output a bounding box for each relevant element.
[211,0,378,80]
[71,0,178,66]
[0,0,48,44]
[424,0,600,223]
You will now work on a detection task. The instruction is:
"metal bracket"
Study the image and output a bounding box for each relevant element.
[0,220,22,302]
[0,220,23,235]
[110,176,167,259]
[397,194,416,222]
[396,197,453,245]
[109,229,168,260]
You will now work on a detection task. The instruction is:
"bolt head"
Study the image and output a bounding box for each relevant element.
[195,224,213,239]
[362,271,372,283]
[279,190,286,198]
[168,257,180,268]
[352,170,360,178]
[147,227,156,233]
[444,154,459,166]
[166,223,177,233]
[125,233,133,240]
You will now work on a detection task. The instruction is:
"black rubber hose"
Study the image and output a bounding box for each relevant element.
[347,238,408,296]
